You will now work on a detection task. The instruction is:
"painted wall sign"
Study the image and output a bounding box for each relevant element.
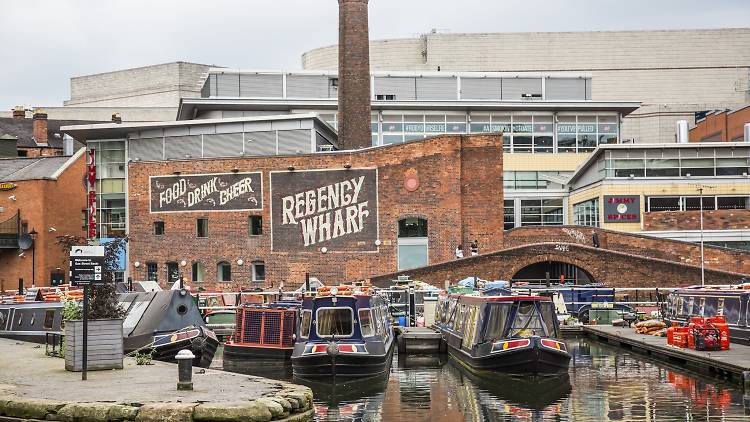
[603,195,641,223]
[270,168,378,252]
[0,182,16,191]
[150,172,263,213]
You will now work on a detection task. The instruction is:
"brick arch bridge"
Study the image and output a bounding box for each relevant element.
[371,226,750,288]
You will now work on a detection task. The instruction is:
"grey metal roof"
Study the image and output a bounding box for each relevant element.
[0,153,80,182]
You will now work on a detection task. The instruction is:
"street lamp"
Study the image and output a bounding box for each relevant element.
[179,260,187,290]
[29,229,38,288]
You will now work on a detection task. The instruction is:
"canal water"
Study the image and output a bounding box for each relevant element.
[218,338,749,421]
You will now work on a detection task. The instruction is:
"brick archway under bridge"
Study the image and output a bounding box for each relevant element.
[370,226,750,288]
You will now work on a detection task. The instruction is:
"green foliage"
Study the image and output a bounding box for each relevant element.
[62,299,82,321]
[134,350,154,365]
[45,341,64,358]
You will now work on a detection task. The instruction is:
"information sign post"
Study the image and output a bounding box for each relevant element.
[70,245,106,381]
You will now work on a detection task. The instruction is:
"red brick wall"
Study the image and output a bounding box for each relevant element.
[127,134,503,290]
[0,153,87,291]
[644,209,750,231]
[371,226,750,288]
[690,106,750,142]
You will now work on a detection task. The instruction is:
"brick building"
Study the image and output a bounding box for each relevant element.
[0,149,88,291]
[689,105,750,142]
[0,107,93,158]
[122,133,502,289]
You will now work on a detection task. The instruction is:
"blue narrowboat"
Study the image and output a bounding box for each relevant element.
[291,285,394,379]
[434,293,570,374]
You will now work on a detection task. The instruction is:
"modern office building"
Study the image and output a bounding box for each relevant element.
[302,28,750,144]
[568,142,750,250]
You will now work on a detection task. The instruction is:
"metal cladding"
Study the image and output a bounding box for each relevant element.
[338,0,371,150]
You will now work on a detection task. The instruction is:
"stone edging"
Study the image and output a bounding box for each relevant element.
[0,386,314,422]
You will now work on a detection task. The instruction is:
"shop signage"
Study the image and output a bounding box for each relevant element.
[87,150,97,239]
[0,182,16,191]
[270,168,378,252]
[603,195,641,223]
[150,172,263,213]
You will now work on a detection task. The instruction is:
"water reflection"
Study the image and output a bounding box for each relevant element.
[221,338,750,421]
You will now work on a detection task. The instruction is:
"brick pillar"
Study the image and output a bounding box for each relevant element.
[12,106,25,120]
[32,109,48,144]
[337,0,371,150]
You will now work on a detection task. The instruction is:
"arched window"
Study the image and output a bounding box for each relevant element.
[192,262,205,282]
[217,261,232,282]
[397,217,428,270]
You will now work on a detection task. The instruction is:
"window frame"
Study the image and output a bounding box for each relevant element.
[315,307,354,338]
[196,218,208,238]
[358,308,374,337]
[249,215,263,236]
[153,221,165,236]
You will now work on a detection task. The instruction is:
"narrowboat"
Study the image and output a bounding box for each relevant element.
[0,301,63,342]
[662,286,750,345]
[119,289,220,367]
[224,302,299,359]
[434,293,570,374]
[291,285,394,379]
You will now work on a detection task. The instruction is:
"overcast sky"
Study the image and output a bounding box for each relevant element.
[1,0,749,110]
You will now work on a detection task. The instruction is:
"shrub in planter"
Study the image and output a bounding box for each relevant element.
[59,236,127,372]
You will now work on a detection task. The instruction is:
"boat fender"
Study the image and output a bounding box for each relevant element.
[326,342,339,357]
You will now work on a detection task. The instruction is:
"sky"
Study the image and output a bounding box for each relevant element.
[1,0,749,110]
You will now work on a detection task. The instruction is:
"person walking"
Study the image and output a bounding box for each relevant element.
[455,244,464,259]
[470,239,478,256]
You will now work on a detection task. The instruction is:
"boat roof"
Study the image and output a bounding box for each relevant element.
[442,292,551,302]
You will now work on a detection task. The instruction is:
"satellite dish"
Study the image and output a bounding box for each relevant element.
[18,234,33,250]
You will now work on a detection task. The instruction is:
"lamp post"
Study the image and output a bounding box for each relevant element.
[179,260,187,290]
[697,186,705,286]
[29,229,38,288]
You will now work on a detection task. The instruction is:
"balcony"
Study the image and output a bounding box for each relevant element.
[0,211,19,249]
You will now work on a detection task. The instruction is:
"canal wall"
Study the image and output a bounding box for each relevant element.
[0,339,313,422]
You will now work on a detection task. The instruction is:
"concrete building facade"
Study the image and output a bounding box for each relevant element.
[302,28,750,144]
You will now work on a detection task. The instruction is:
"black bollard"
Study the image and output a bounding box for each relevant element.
[176,349,195,390]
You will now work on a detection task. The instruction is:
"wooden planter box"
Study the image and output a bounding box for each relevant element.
[64,319,124,372]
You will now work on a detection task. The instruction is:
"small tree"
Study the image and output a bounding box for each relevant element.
[56,235,127,319]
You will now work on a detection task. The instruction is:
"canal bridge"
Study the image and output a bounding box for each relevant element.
[371,226,750,288]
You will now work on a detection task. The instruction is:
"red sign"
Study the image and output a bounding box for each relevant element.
[87,149,97,239]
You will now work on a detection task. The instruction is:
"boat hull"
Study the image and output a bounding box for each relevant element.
[448,337,570,375]
[224,343,293,360]
[134,327,220,368]
[291,341,395,379]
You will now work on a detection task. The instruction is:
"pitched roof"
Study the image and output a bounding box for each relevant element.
[0,117,103,149]
[0,148,85,182]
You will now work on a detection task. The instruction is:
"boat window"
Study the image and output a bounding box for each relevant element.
[687,297,695,315]
[300,310,311,339]
[483,303,511,342]
[703,297,717,317]
[359,309,374,337]
[462,306,480,348]
[316,308,353,338]
[723,298,741,324]
[453,304,466,332]
[698,297,706,316]
[540,302,559,338]
[509,302,546,338]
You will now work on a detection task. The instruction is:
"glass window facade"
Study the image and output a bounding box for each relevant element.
[605,150,750,179]
[397,218,428,270]
[504,171,571,190]
[573,198,600,227]
[647,196,750,212]
[503,200,515,230]
[88,140,126,238]
[520,199,564,226]
[369,112,619,151]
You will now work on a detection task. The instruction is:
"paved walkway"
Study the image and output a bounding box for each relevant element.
[0,338,284,403]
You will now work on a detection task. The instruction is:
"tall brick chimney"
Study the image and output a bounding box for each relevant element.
[12,106,25,120]
[337,0,371,150]
[32,108,48,145]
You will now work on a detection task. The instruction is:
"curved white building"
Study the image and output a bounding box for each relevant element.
[303,28,750,143]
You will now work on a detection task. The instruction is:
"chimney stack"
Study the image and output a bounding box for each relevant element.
[111,113,122,124]
[337,0,371,150]
[32,108,48,145]
[12,106,25,120]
